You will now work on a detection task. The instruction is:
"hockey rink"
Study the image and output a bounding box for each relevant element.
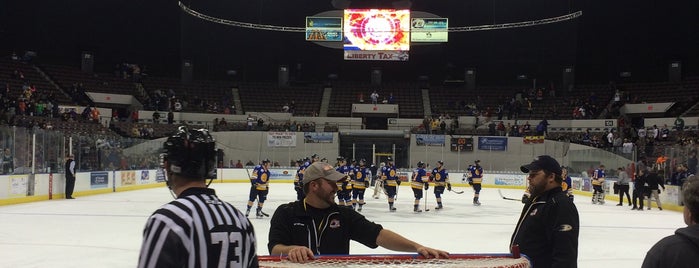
[0,183,684,267]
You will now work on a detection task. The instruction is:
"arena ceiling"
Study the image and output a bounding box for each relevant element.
[1,0,697,85]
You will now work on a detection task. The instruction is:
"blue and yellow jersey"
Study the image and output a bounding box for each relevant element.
[469,165,483,184]
[336,164,353,190]
[352,165,370,190]
[295,161,311,186]
[411,168,429,189]
[252,164,270,191]
[431,167,449,186]
[562,175,573,196]
[592,169,605,186]
[382,165,399,186]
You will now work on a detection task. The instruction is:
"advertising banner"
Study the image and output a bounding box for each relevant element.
[477,137,508,151]
[410,18,448,42]
[268,168,297,180]
[415,134,445,146]
[304,132,333,143]
[344,51,409,61]
[306,17,342,41]
[9,175,28,197]
[156,168,167,183]
[267,132,297,147]
[140,170,150,184]
[493,174,526,186]
[121,171,136,186]
[90,172,109,189]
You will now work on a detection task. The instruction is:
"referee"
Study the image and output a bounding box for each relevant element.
[138,126,258,268]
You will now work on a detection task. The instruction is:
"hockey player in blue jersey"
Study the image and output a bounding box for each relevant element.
[411,161,430,212]
[381,157,400,211]
[431,160,451,210]
[467,160,484,205]
[351,159,371,211]
[246,159,271,217]
[336,157,354,207]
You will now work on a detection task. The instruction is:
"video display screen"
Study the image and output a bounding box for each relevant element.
[343,9,410,51]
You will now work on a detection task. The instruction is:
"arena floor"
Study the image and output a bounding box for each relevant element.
[0,183,683,267]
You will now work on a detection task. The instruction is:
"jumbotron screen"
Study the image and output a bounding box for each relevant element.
[343,9,410,51]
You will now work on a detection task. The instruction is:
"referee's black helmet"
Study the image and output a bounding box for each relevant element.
[162,126,217,180]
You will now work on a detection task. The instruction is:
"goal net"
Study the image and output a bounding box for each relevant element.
[258,253,531,268]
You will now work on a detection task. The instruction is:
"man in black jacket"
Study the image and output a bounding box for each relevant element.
[511,155,579,267]
[268,162,449,263]
[645,169,665,210]
[642,175,699,267]
[632,168,648,210]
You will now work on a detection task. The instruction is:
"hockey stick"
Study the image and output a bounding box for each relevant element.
[424,186,430,212]
[449,188,465,194]
[498,189,521,201]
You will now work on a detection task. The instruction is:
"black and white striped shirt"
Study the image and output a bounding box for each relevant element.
[138,187,258,268]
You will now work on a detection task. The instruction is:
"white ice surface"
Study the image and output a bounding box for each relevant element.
[0,183,683,267]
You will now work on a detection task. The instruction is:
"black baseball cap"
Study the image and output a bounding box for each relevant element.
[520,155,562,176]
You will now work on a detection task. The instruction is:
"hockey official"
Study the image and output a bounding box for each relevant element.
[511,155,579,267]
[268,162,449,263]
[138,126,258,268]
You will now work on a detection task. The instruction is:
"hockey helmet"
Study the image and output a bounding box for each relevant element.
[161,126,217,180]
[417,161,425,168]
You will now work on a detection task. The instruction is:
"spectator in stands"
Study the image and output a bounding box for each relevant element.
[522,121,532,136]
[388,93,395,104]
[167,110,174,124]
[659,124,670,141]
[152,111,160,124]
[245,160,255,166]
[430,118,439,134]
[288,101,296,114]
[688,151,698,176]
[606,130,614,148]
[370,91,379,105]
[649,125,659,141]
[257,117,264,130]
[235,160,243,168]
[536,119,549,136]
[495,121,505,136]
[670,164,688,186]
[282,103,290,113]
[1,148,13,175]
[674,116,685,132]
[246,115,255,130]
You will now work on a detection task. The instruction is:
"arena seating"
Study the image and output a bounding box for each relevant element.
[0,58,71,104]
[39,64,140,101]
[327,81,423,118]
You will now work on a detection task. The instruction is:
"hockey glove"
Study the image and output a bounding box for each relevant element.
[364,181,370,187]
[568,195,574,202]
[424,183,429,190]
[468,181,474,186]
[657,189,661,194]
[396,180,402,186]
[447,183,452,191]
